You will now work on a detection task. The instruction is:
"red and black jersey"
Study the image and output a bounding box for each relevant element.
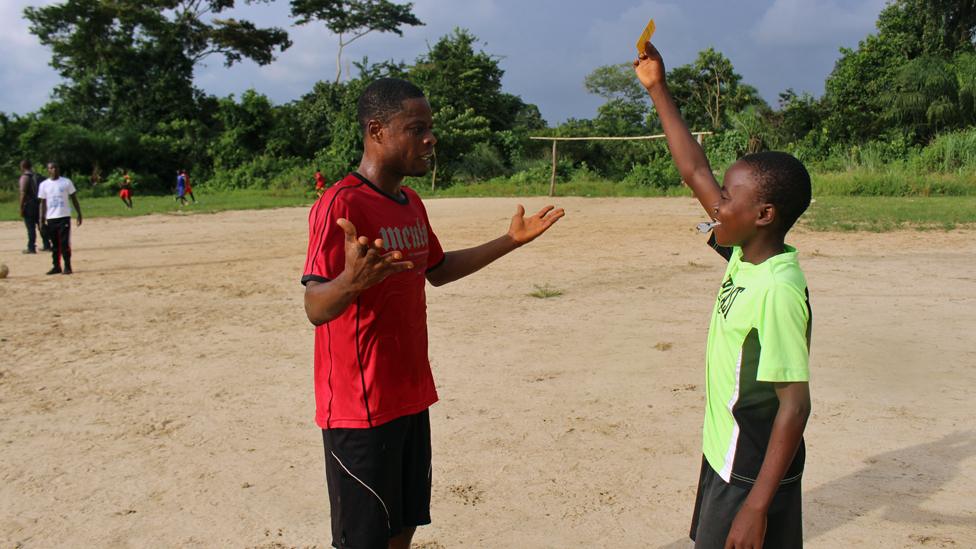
[302,173,445,429]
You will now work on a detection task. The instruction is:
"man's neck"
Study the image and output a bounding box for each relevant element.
[357,156,403,196]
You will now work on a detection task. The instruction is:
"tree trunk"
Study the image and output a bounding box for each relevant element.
[335,33,344,84]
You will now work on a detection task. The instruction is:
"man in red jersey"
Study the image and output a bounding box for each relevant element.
[302,78,564,549]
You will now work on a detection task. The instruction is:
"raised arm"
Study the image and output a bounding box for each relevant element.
[634,42,721,218]
[426,205,564,287]
[304,218,414,325]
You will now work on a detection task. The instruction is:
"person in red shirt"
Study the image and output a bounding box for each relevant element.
[314,169,327,196]
[119,170,134,209]
[182,170,196,203]
[302,78,564,549]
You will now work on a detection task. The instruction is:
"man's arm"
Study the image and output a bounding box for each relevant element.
[70,193,83,226]
[39,199,47,226]
[18,175,28,217]
[426,205,564,287]
[725,382,810,549]
[634,42,721,217]
[304,218,413,325]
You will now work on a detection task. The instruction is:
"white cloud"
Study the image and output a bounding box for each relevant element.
[753,0,888,46]
[0,0,62,114]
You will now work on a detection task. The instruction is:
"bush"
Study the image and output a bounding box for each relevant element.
[207,155,307,190]
[454,142,509,182]
[917,129,976,172]
[624,156,681,189]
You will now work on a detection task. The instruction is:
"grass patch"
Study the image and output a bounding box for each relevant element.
[528,284,563,299]
[801,196,976,231]
[0,189,314,222]
[3,176,975,233]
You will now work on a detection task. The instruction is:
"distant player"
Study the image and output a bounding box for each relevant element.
[175,170,188,206]
[636,42,813,548]
[119,170,134,209]
[315,169,327,197]
[302,78,564,549]
[182,170,196,203]
[37,162,83,275]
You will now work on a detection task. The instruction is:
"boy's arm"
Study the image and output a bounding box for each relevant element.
[304,218,414,325]
[39,198,47,226]
[725,381,811,549]
[634,42,721,218]
[426,204,564,287]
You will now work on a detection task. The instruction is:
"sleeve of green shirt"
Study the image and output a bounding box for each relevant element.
[756,282,811,382]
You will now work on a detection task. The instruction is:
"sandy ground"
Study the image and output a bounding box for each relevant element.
[1,197,975,549]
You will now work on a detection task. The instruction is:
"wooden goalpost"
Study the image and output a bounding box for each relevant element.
[529,132,713,196]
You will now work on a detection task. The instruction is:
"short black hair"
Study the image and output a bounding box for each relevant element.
[739,151,811,231]
[20,159,31,170]
[357,78,425,133]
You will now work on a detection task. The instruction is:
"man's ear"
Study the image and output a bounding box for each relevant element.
[365,119,385,144]
[756,203,776,227]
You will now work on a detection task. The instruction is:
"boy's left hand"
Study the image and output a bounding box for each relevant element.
[507,204,565,246]
[724,504,766,548]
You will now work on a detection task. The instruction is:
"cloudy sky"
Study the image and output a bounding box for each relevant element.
[1,0,888,124]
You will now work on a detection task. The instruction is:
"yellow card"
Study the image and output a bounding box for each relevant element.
[636,18,656,54]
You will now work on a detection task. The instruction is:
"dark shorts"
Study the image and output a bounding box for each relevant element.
[322,409,432,549]
[690,457,803,549]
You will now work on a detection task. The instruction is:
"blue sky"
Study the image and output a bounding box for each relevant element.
[1,0,888,125]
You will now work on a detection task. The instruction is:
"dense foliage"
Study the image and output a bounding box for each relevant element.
[2,0,975,196]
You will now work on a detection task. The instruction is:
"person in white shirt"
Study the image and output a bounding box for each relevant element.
[37,162,83,275]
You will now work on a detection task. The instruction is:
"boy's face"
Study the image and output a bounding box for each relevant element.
[371,97,437,177]
[712,161,768,247]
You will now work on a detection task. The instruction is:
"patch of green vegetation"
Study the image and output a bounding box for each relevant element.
[801,196,976,232]
[528,284,563,299]
[0,189,314,222]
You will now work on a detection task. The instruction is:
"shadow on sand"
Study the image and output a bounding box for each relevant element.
[658,430,976,548]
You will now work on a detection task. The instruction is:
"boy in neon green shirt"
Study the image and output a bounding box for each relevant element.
[635,42,813,548]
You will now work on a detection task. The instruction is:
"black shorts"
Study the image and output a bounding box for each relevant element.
[322,409,432,549]
[690,457,803,548]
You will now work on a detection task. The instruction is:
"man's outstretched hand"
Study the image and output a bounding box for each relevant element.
[337,218,413,291]
[633,41,666,92]
[507,204,565,247]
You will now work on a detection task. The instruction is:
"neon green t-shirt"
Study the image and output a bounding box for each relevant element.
[702,242,811,487]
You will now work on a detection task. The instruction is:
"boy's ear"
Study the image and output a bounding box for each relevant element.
[756,203,776,228]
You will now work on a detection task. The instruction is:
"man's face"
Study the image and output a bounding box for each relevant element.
[712,161,766,247]
[47,163,59,179]
[375,97,437,177]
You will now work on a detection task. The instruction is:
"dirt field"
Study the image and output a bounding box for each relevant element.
[1,197,974,548]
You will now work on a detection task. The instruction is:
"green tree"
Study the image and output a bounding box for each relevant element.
[584,63,650,135]
[290,0,423,83]
[408,29,538,177]
[666,48,763,131]
[24,0,291,130]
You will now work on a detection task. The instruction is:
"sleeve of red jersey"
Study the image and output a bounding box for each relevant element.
[421,202,445,273]
[302,195,352,285]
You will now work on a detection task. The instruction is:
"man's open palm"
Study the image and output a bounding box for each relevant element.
[507,205,565,246]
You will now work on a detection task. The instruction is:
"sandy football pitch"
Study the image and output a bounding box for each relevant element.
[1,197,974,548]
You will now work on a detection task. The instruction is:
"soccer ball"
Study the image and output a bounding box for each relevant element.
[0,264,8,279]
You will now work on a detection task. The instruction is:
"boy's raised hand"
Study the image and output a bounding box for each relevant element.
[633,41,666,91]
[337,218,413,291]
